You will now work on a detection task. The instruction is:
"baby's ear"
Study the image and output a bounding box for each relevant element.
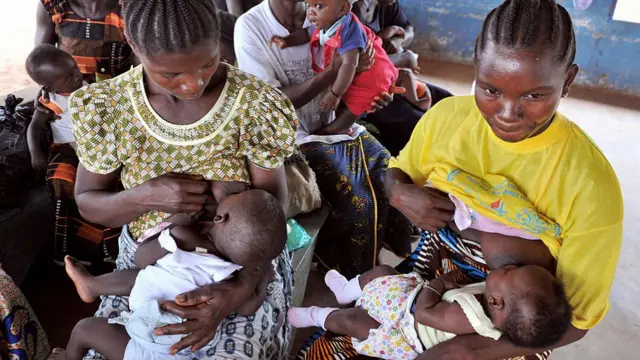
[487,293,505,310]
[213,213,229,224]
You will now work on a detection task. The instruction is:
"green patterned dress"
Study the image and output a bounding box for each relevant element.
[69,64,298,359]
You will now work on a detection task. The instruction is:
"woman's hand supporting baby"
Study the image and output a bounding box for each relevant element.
[155,264,265,354]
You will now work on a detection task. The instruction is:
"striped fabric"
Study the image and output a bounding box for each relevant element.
[41,0,133,82]
[296,229,552,360]
[46,144,121,268]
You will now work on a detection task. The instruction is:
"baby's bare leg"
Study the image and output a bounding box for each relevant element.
[65,256,139,303]
[324,308,381,341]
[66,318,129,360]
[325,265,397,304]
[358,264,398,288]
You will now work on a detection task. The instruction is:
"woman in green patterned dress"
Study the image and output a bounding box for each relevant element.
[68,1,297,359]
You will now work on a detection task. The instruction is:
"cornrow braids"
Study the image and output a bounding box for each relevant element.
[121,0,221,56]
[474,0,576,68]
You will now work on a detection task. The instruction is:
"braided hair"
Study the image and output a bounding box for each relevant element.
[474,0,576,68]
[121,0,221,56]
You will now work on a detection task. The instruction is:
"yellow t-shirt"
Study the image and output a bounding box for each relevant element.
[389,96,623,330]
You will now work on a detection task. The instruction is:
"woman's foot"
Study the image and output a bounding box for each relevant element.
[325,270,363,304]
[64,256,98,303]
[288,306,338,329]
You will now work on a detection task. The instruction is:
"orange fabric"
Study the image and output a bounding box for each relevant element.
[39,97,64,116]
[416,82,427,99]
[72,56,98,75]
[104,13,125,29]
[48,162,77,183]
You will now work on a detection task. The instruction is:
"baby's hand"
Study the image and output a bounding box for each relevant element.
[436,270,464,290]
[165,209,206,227]
[270,36,287,49]
[320,91,340,111]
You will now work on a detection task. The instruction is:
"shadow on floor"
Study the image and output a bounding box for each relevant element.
[21,260,98,349]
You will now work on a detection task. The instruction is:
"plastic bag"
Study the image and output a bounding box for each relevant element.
[0,94,36,208]
[286,219,313,252]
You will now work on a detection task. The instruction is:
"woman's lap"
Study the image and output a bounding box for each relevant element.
[299,132,411,278]
[86,228,293,360]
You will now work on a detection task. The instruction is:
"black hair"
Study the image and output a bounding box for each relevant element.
[120,0,221,56]
[25,44,73,85]
[222,189,287,266]
[216,9,235,45]
[474,0,576,68]
[502,278,572,348]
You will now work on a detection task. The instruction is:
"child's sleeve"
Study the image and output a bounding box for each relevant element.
[337,16,368,56]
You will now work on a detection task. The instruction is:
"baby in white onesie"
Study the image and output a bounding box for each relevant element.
[63,189,287,360]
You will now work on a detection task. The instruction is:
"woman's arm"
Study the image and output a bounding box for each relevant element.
[74,165,145,227]
[75,167,211,227]
[35,1,57,45]
[385,168,455,232]
[401,25,414,48]
[418,326,587,360]
[248,163,287,207]
[225,0,245,18]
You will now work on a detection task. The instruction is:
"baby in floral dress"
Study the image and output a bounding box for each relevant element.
[289,263,572,359]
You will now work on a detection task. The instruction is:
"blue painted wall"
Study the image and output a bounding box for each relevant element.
[404,0,640,95]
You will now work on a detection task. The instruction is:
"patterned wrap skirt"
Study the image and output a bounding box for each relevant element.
[0,268,50,359]
[46,144,121,268]
[296,228,552,360]
[299,132,412,278]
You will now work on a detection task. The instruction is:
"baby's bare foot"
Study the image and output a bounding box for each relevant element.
[64,256,97,303]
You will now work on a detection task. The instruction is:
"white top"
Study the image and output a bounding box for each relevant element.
[405,282,502,351]
[234,1,365,145]
[44,92,76,145]
[128,229,243,311]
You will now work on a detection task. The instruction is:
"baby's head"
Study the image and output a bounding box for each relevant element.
[306,0,354,29]
[26,44,83,94]
[207,189,287,267]
[485,264,572,348]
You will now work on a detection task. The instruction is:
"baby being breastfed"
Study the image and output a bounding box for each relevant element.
[64,189,287,360]
[289,264,572,360]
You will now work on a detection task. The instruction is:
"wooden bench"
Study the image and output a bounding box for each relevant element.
[288,205,329,354]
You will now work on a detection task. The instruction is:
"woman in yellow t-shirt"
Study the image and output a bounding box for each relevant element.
[383,1,623,360]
